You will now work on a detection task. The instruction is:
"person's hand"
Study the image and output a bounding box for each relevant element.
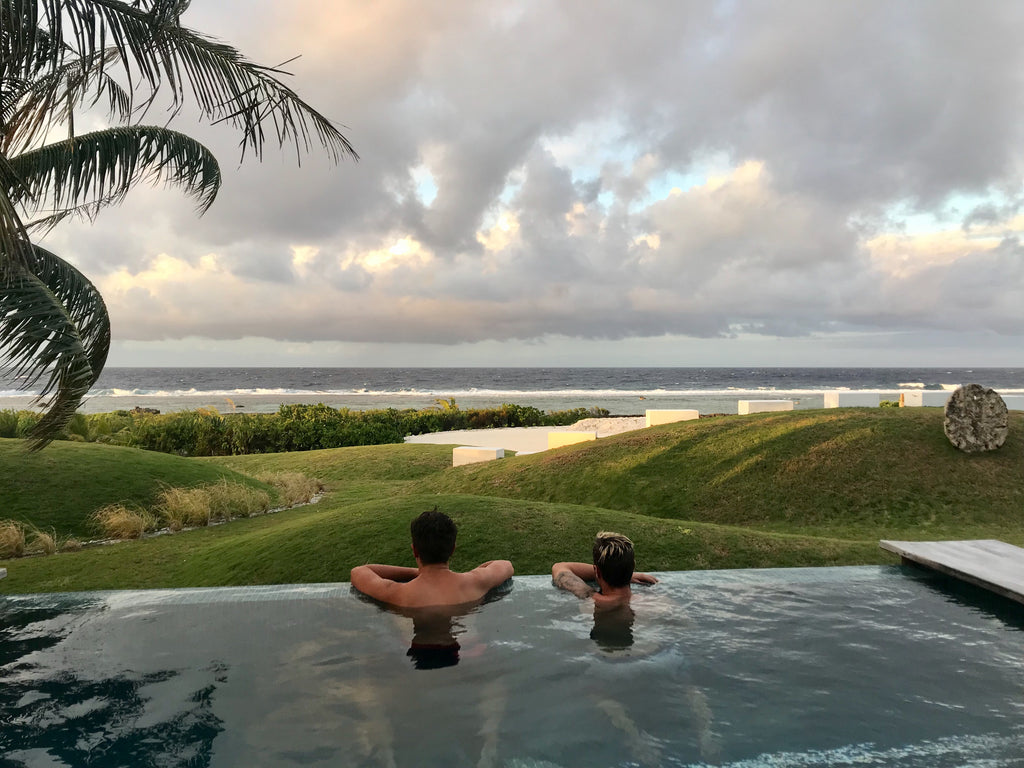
[631,572,658,584]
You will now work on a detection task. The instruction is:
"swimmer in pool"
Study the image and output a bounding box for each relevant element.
[351,508,514,609]
[551,531,658,606]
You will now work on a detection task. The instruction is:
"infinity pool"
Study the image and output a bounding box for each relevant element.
[1,567,1022,767]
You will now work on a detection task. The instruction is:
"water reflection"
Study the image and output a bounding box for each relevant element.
[0,606,225,766]
[589,603,635,652]
[401,606,466,670]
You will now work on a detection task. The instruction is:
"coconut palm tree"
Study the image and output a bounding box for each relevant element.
[1,0,356,448]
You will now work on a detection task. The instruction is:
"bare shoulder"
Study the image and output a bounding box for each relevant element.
[350,565,404,603]
[468,559,514,588]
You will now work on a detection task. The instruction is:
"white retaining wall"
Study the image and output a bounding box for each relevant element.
[548,431,597,449]
[645,409,700,427]
[453,446,504,467]
[738,400,794,415]
[823,391,880,408]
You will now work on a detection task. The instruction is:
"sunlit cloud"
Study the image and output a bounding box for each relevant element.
[41,0,1024,365]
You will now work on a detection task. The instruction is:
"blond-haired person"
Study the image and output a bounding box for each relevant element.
[552,531,657,606]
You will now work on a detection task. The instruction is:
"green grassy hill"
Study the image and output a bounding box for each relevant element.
[422,408,1024,540]
[0,438,275,538]
[2,408,1021,593]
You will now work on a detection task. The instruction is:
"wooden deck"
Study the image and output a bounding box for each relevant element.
[880,539,1024,605]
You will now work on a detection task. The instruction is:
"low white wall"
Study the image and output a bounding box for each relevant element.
[823,391,880,408]
[453,446,504,467]
[738,400,794,415]
[548,431,597,449]
[645,409,700,427]
[900,391,952,407]
[0,567,6,580]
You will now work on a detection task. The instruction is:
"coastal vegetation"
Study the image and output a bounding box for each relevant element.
[0,402,609,455]
[2,408,1022,593]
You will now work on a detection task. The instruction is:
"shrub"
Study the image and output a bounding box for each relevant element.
[257,472,324,506]
[15,411,40,438]
[0,410,19,438]
[0,520,26,558]
[879,400,900,408]
[92,505,156,539]
[106,402,608,456]
[62,413,94,442]
[59,537,83,553]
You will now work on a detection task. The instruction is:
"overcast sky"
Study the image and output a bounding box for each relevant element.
[40,0,1024,367]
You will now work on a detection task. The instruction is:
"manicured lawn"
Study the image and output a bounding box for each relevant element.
[3,408,1020,594]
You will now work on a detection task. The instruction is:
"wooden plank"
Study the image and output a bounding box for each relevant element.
[879,539,1024,605]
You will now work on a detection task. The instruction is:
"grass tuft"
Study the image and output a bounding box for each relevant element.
[25,528,57,556]
[0,520,26,558]
[92,505,156,540]
[205,480,272,521]
[159,486,212,530]
[257,472,323,506]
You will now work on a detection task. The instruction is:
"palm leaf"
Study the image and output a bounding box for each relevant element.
[8,125,221,216]
[6,0,358,163]
[1,47,132,156]
[0,153,34,270]
[0,243,110,450]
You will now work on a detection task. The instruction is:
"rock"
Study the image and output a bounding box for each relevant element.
[943,384,1008,453]
[129,406,161,415]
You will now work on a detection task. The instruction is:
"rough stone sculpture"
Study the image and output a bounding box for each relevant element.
[943,383,1008,453]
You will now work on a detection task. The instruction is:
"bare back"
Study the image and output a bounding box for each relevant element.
[351,560,514,609]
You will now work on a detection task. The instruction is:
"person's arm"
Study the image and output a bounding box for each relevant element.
[631,572,658,584]
[551,562,596,599]
[358,564,419,582]
[470,559,514,590]
[350,563,418,601]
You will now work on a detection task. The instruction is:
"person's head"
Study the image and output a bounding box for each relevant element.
[410,508,457,565]
[592,531,635,588]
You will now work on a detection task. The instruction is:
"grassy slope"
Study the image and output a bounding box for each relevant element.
[2,408,1020,593]
[0,494,882,594]
[0,438,276,538]
[422,409,1024,541]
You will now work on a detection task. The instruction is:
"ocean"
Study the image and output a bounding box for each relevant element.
[3,367,1024,416]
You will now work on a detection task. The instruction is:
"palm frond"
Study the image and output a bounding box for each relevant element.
[0,153,34,270]
[1,48,132,156]
[6,0,357,163]
[147,23,357,163]
[23,192,124,235]
[8,125,221,215]
[0,243,110,450]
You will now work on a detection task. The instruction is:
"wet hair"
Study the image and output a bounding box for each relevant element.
[592,531,635,588]
[410,508,457,565]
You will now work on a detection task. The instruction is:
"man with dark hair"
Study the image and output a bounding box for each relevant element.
[552,531,657,606]
[351,509,514,608]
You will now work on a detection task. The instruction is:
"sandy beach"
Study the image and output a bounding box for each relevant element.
[403,416,647,453]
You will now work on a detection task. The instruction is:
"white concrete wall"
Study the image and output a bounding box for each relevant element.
[645,409,700,427]
[823,391,880,408]
[738,400,794,415]
[900,390,952,407]
[453,446,504,467]
[548,431,597,449]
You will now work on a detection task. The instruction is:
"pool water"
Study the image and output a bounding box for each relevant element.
[1,567,1022,767]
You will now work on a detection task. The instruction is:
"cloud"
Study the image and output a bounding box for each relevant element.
[32,0,1024,364]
